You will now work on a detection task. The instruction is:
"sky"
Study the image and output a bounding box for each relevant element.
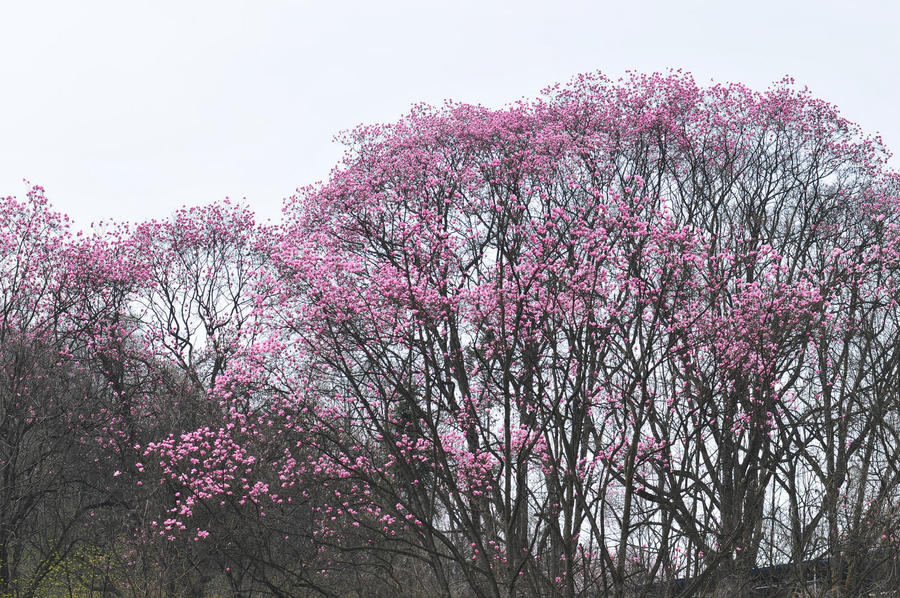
[1,0,898,228]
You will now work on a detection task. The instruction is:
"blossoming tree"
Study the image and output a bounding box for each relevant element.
[3,72,900,597]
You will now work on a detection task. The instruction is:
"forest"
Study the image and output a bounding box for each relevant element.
[2,72,900,597]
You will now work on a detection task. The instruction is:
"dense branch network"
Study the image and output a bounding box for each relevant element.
[1,72,900,597]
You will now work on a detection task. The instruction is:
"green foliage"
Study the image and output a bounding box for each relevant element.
[27,546,123,598]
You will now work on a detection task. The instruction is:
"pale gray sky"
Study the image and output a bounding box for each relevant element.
[1,0,898,226]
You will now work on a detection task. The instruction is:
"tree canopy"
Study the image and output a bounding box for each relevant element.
[2,72,900,597]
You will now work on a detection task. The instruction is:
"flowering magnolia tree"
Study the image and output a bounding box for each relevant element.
[2,72,900,597]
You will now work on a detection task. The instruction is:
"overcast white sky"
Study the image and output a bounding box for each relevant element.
[1,0,898,227]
